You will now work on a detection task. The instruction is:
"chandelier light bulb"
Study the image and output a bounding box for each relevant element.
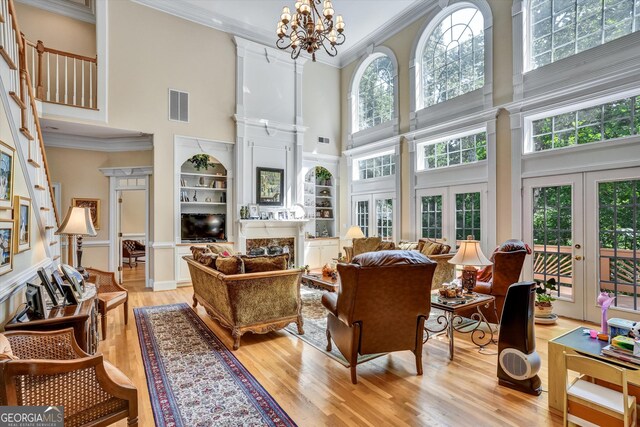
[329,29,337,45]
[315,19,325,32]
[291,16,298,29]
[335,15,344,32]
[281,6,291,24]
[295,1,302,12]
[300,0,311,15]
[323,0,334,18]
[277,22,285,37]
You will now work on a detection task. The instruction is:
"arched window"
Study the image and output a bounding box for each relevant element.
[530,0,640,70]
[356,55,395,131]
[422,7,484,107]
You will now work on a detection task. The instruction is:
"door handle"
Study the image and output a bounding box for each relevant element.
[575,256,583,261]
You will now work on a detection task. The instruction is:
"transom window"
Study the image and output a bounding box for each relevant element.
[530,95,640,152]
[422,7,484,107]
[356,153,396,180]
[419,131,487,170]
[530,0,640,70]
[357,55,395,131]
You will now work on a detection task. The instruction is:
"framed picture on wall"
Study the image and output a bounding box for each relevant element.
[13,195,31,253]
[256,167,284,206]
[0,219,13,276]
[72,198,100,230]
[0,140,15,210]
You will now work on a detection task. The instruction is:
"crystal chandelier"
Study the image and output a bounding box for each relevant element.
[276,0,345,61]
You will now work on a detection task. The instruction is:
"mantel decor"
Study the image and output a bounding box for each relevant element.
[275,0,345,61]
[257,167,284,206]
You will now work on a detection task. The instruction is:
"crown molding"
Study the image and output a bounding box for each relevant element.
[43,132,153,152]
[131,0,437,69]
[15,0,95,24]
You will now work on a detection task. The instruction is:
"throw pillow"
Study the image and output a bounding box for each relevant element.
[397,241,418,251]
[198,253,217,267]
[190,246,213,263]
[207,243,235,255]
[0,333,17,360]
[352,237,382,256]
[241,254,288,273]
[420,242,443,256]
[215,256,242,275]
[377,241,396,251]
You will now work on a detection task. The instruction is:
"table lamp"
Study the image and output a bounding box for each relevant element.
[344,225,365,240]
[448,235,492,293]
[55,207,97,275]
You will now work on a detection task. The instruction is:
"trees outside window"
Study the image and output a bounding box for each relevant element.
[530,0,640,69]
[531,95,640,152]
[357,56,395,131]
[422,7,484,107]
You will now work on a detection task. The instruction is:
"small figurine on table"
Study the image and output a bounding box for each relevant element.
[597,291,615,335]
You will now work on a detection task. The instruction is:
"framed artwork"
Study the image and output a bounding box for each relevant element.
[248,204,259,219]
[256,167,284,206]
[72,198,100,230]
[0,140,15,210]
[0,219,13,276]
[14,195,30,253]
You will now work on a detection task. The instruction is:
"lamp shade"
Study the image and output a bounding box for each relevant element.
[55,207,97,236]
[344,225,365,240]
[449,239,492,267]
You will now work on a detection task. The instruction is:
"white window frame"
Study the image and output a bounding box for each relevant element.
[416,127,488,172]
[347,46,399,149]
[512,0,640,101]
[352,149,396,181]
[409,0,493,131]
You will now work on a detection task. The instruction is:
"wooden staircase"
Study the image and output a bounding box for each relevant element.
[0,0,60,263]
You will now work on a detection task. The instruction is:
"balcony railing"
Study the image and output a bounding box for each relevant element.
[24,39,97,109]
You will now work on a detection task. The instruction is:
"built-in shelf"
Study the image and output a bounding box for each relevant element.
[181,186,227,191]
[181,201,226,206]
[304,167,336,238]
[180,172,227,178]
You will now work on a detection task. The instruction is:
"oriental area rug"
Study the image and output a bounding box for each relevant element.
[285,285,457,367]
[135,303,296,427]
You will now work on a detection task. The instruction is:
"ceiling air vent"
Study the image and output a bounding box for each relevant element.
[318,136,330,144]
[169,89,189,122]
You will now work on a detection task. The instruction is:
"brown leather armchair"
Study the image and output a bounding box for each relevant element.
[321,250,436,384]
[122,240,145,268]
[457,241,529,324]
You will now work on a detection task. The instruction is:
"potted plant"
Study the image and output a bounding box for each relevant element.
[315,166,332,186]
[188,154,215,171]
[534,278,557,318]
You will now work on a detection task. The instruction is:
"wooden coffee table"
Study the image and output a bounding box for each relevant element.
[301,273,339,292]
[424,293,498,360]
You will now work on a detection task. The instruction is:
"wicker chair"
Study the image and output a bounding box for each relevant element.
[0,328,138,426]
[86,268,128,340]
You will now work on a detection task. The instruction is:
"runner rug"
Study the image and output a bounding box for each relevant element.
[135,303,296,427]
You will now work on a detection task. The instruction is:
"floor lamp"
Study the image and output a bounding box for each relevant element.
[56,207,97,276]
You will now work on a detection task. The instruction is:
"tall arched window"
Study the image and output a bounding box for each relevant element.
[530,0,640,70]
[357,55,395,131]
[422,7,484,107]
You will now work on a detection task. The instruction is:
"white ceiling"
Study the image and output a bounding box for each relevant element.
[135,0,428,67]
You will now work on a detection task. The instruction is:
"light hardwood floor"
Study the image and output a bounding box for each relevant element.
[105,273,586,427]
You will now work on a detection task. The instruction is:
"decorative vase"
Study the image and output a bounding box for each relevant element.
[534,303,553,318]
[199,176,205,186]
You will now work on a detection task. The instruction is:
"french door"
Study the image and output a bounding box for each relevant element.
[415,183,488,250]
[523,174,585,319]
[352,193,396,241]
[523,168,640,322]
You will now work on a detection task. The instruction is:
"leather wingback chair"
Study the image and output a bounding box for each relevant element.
[457,242,528,324]
[321,250,436,384]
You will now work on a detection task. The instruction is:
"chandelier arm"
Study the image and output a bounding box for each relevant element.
[319,38,338,57]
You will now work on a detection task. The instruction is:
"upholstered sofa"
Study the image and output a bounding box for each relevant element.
[343,237,455,289]
[184,255,304,350]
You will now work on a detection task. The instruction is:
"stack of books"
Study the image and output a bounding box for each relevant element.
[602,344,640,365]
